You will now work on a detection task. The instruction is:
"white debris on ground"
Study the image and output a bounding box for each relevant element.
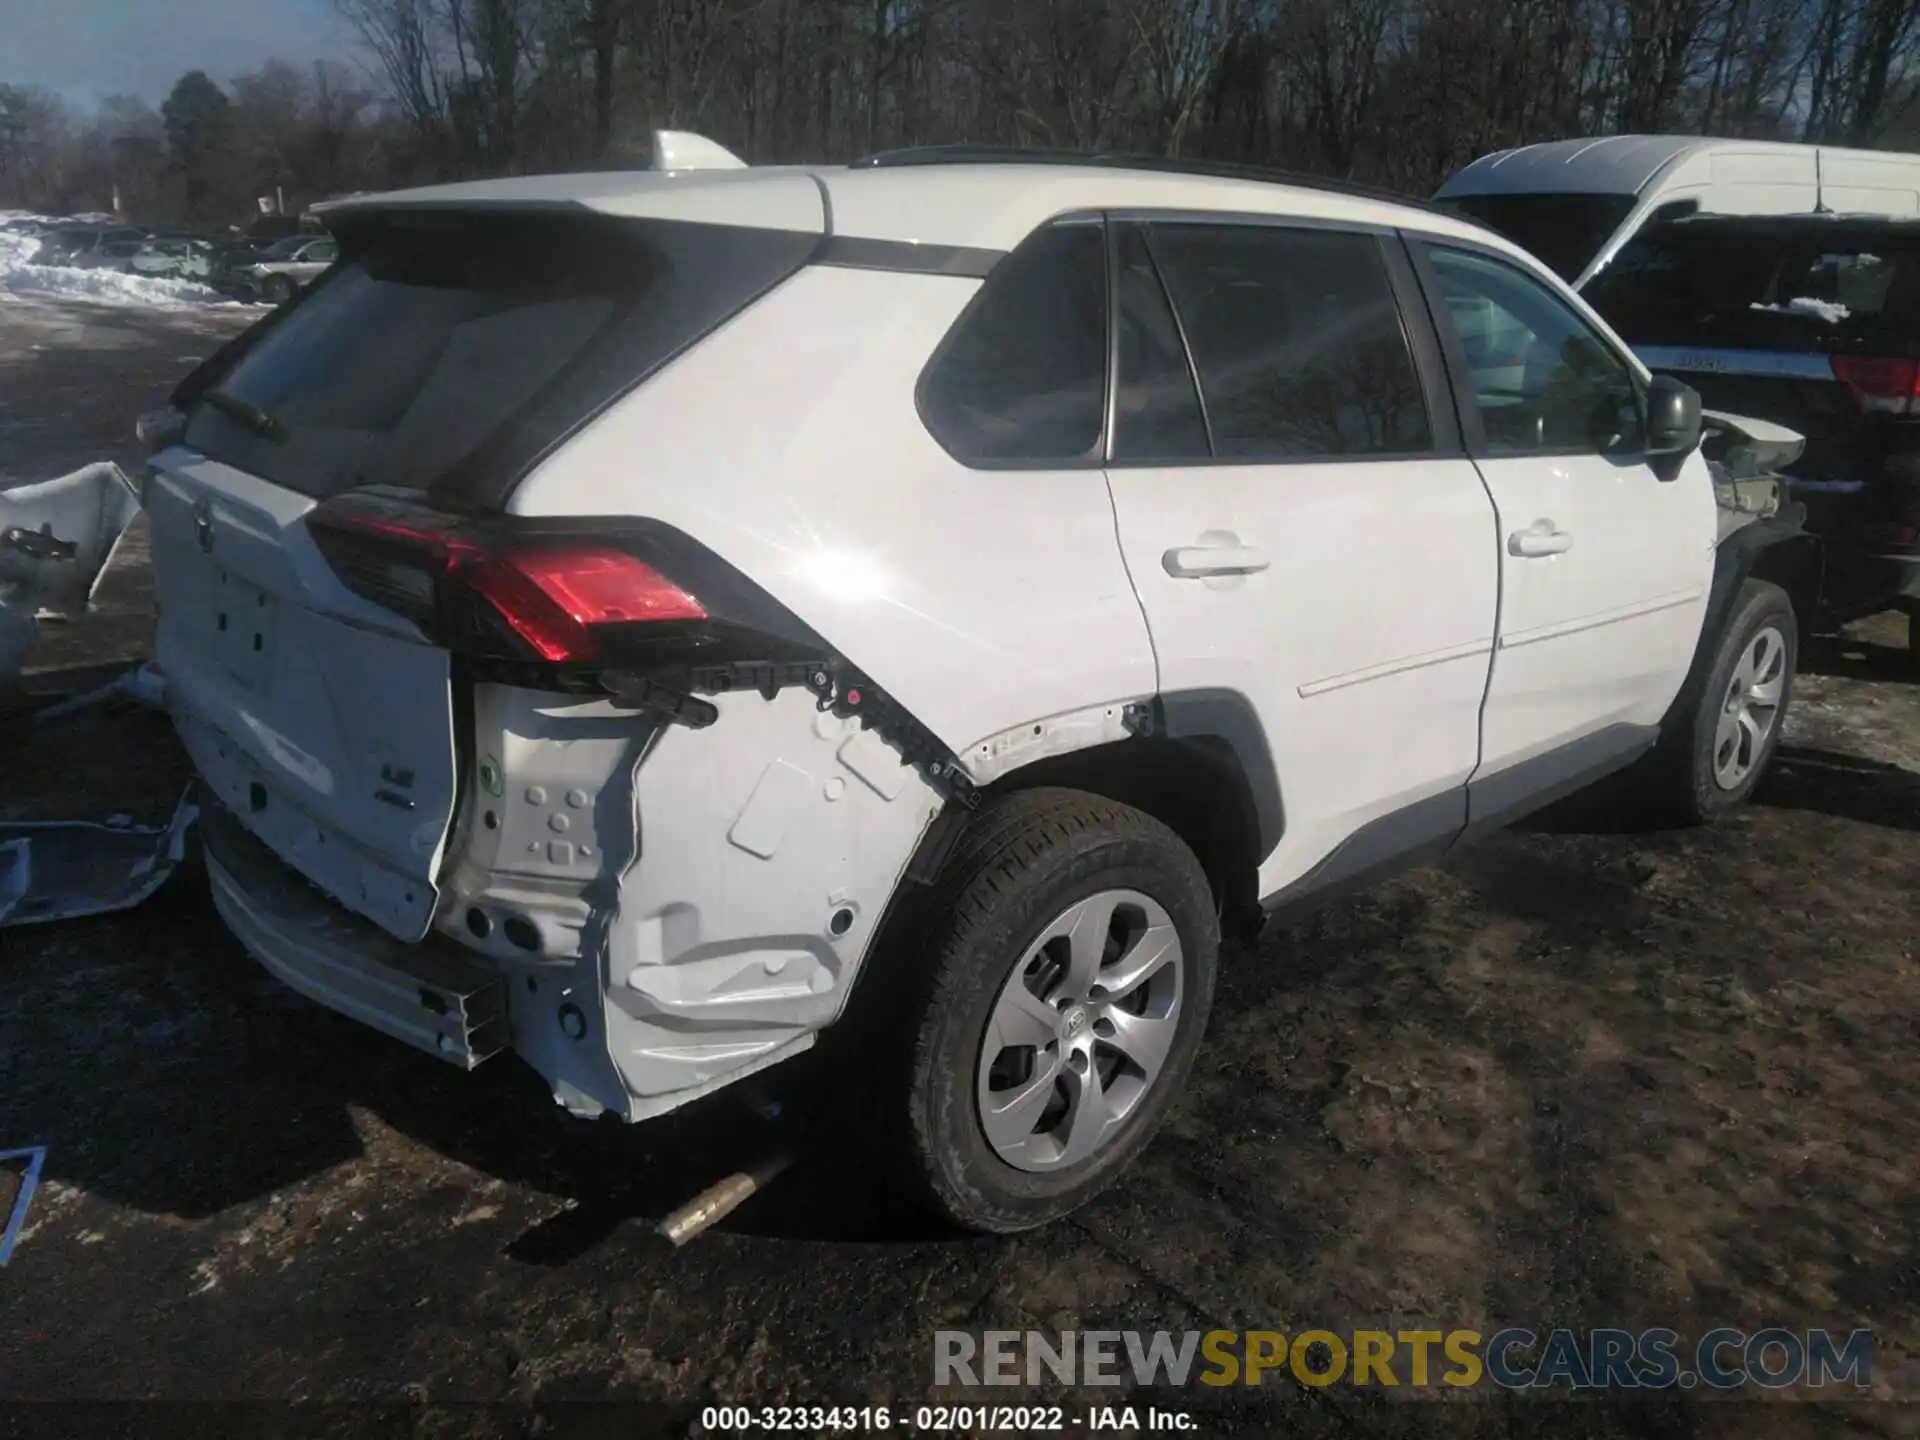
[0,462,144,688]
[0,227,252,310]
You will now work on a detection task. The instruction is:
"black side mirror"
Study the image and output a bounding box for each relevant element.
[1645,374,1702,459]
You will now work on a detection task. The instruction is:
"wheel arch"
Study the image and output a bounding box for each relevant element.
[1658,514,1814,734]
[888,688,1281,939]
[1712,513,1821,648]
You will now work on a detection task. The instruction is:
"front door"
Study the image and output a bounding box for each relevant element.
[1412,240,1717,802]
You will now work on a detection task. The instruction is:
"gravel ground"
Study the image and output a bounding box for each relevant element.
[1,293,1917,1439]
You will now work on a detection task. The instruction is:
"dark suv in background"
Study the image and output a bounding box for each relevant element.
[1581,213,1920,663]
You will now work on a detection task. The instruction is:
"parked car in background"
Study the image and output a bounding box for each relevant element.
[244,235,337,301]
[128,236,217,281]
[78,236,151,271]
[137,136,1811,1233]
[1435,136,1920,288]
[37,225,147,266]
[1438,138,1920,664]
[1580,212,1920,659]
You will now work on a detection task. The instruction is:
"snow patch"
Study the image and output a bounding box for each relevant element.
[0,230,42,269]
[0,227,255,310]
[1750,297,1851,324]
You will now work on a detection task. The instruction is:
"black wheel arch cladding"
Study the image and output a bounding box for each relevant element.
[1709,515,1817,646]
[1148,687,1284,862]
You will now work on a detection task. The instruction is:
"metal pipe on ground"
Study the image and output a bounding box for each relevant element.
[657,1152,794,1248]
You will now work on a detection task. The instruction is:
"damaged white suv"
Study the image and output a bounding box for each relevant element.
[139,138,1803,1232]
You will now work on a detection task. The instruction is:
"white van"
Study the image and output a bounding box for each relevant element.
[1435,135,1920,287]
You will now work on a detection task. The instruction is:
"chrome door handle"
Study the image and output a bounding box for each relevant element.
[1162,544,1271,578]
[1508,524,1574,558]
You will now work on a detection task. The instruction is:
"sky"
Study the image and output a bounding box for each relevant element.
[0,0,369,110]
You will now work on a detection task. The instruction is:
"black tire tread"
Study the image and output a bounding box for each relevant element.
[1657,578,1797,823]
[895,786,1215,1232]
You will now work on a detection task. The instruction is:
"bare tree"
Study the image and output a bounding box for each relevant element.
[9,0,1920,222]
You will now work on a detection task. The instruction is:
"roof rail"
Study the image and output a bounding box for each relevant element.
[852,145,1459,221]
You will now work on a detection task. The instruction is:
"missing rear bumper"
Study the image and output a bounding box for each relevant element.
[202,803,507,1068]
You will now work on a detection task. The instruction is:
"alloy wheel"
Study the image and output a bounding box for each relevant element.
[1713,623,1788,790]
[975,888,1184,1173]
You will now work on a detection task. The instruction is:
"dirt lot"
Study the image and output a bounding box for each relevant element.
[1,293,1918,1439]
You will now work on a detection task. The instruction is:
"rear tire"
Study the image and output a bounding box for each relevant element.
[889,788,1218,1234]
[1660,579,1798,822]
[263,275,293,304]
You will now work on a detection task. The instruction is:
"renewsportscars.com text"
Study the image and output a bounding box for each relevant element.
[934,1328,1875,1392]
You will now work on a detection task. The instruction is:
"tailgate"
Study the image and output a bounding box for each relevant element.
[148,454,458,940]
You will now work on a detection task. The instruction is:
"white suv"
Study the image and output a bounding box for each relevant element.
[139,140,1804,1232]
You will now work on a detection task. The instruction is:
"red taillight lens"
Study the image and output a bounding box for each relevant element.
[1831,356,1920,416]
[306,495,706,663]
[458,546,705,662]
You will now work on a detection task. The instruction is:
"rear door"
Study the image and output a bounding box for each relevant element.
[1101,218,1499,899]
[1412,240,1716,794]
[151,203,823,940]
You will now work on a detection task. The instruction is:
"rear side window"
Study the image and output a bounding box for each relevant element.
[918,220,1108,464]
[181,212,816,505]
[1148,223,1431,458]
[1113,223,1209,461]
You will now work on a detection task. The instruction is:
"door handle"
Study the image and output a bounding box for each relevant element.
[1162,544,1271,578]
[1508,523,1574,558]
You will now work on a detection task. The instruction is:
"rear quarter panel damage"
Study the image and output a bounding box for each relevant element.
[474,261,1169,1117]
[437,683,943,1119]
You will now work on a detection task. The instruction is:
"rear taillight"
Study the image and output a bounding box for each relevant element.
[1831,356,1920,416]
[459,546,705,661]
[306,493,708,664]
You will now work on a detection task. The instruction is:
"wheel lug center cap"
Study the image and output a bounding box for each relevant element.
[1061,1005,1088,1040]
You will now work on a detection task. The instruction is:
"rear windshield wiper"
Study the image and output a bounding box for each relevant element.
[200,387,288,442]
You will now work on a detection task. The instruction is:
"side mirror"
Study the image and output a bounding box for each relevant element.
[1645,374,1703,458]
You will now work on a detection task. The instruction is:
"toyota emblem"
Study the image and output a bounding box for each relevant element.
[193,499,215,553]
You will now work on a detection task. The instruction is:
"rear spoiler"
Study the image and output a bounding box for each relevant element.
[307,128,754,225]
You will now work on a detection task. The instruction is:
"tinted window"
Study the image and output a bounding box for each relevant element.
[1148,223,1430,459]
[1442,193,1636,282]
[1425,245,1642,457]
[1583,218,1920,352]
[182,213,816,502]
[306,240,338,264]
[918,221,1107,464]
[1113,224,1208,461]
